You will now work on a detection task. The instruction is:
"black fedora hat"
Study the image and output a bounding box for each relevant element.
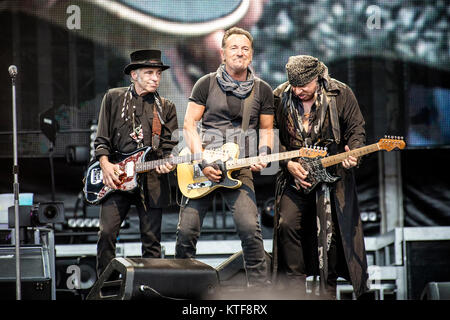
[124,49,170,75]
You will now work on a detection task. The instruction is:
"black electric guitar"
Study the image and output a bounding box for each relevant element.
[293,136,406,194]
[83,147,226,205]
[177,143,327,199]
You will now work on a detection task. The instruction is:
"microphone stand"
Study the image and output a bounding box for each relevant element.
[49,141,56,202]
[10,67,21,300]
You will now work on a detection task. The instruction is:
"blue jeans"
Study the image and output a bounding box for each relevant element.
[175,168,268,285]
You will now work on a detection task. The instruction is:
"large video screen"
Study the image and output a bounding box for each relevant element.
[0,0,449,156]
[407,85,450,148]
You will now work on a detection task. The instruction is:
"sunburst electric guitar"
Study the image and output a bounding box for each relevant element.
[177,143,327,199]
[294,136,406,194]
[83,146,227,205]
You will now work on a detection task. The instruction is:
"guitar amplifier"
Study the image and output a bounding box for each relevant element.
[86,258,219,300]
[0,246,52,300]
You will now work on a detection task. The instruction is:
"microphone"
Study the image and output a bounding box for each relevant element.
[8,65,17,78]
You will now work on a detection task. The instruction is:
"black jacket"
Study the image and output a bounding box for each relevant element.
[272,77,369,297]
[94,87,178,207]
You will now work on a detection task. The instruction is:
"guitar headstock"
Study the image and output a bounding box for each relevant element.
[299,146,328,158]
[378,136,406,151]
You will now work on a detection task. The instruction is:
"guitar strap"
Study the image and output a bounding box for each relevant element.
[241,79,257,132]
[317,89,340,146]
[151,95,164,149]
[141,95,164,211]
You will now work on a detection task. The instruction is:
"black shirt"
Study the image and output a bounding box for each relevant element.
[189,74,274,116]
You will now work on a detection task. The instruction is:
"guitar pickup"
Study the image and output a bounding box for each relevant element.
[125,162,134,177]
[187,181,212,190]
[90,168,103,185]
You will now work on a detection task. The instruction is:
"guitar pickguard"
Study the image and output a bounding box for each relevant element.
[83,147,150,204]
[177,144,242,199]
[297,157,340,194]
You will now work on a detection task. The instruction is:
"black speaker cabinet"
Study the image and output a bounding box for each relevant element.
[216,250,272,287]
[86,258,219,300]
[421,282,450,300]
[406,239,450,299]
[0,246,52,300]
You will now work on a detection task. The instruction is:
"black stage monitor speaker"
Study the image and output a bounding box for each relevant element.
[216,250,272,287]
[406,240,450,299]
[0,246,52,300]
[86,258,219,300]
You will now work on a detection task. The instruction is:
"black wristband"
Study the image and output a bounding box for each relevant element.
[199,159,221,171]
[198,159,213,170]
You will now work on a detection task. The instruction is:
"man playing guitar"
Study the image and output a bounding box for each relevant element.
[94,50,178,277]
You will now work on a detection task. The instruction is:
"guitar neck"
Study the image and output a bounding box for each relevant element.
[136,153,202,173]
[320,143,380,168]
[226,149,304,170]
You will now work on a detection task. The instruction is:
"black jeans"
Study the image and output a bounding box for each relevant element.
[96,191,162,277]
[277,186,339,293]
[175,169,268,285]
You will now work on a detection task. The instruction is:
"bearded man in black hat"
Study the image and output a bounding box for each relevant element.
[94,50,178,276]
[272,55,369,299]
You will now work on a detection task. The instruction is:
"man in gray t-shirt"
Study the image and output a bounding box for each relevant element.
[175,27,274,288]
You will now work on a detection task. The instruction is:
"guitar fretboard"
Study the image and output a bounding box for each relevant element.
[226,148,324,170]
[135,153,203,173]
[320,143,380,168]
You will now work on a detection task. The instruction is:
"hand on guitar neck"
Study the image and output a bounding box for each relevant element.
[155,154,176,174]
[341,145,358,169]
[249,150,268,173]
